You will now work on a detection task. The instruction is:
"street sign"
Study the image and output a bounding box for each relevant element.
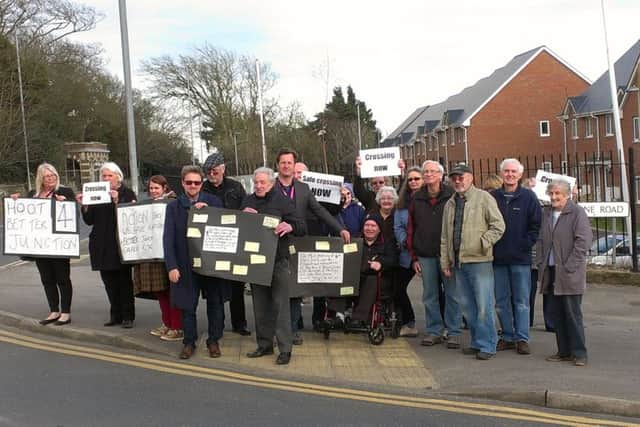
[578,202,629,218]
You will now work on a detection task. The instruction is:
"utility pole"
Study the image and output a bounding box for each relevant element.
[233,132,240,176]
[256,59,267,166]
[14,32,31,191]
[356,102,363,150]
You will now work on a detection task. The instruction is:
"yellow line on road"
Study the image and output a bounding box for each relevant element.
[0,329,634,427]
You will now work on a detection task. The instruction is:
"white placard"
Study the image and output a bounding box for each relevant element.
[359,147,401,178]
[532,170,577,202]
[578,202,629,218]
[117,202,167,262]
[202,225,239,253]
[3,198,79,257]
[82,181,111,205]
[297,252,344,283]
[300,171,344,205]
[54,201,77,233]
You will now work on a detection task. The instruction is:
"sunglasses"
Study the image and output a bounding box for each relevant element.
[371,181,385,185]
[407,177,422,182]
[184,180,202,186]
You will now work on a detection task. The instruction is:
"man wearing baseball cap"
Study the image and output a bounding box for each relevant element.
[202,151,251,336]
[440,163,505,360]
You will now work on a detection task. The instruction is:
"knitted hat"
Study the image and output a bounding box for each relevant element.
[363,212,384,232]
[342,182,354,195]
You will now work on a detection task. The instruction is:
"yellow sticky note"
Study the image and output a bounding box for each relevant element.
[192,214,208,223]
[340,286,354,296]
[233,265,248,275]
[343,243,358,254]
[250,254,266,264]
[289,245,296,255]
[187,227,201,238]
[262,216,279,229]
[192,258,201,268]
[244,241,260,253]
[315,241,330,251]
[215,260,231,271]
[220,214,236,225]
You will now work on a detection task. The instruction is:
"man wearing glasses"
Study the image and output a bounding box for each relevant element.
[408,160,463,349]
[164,165,229,360]
[353,157,401,212]
[440,164,504,361]
[202,152,251,337]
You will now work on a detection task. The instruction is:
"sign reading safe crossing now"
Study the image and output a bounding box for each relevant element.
[186,206,280,286]
[300,171,344,205]
[287,236,363,297]
[3,197,80,258]
[116,200,168,263]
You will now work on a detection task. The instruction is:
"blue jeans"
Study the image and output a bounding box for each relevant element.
[494,264,531,342]
[419,257,462,337]
[455,262,497,354]
[182,275,226,347]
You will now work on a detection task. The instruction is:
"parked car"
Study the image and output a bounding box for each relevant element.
[588,233,639,267]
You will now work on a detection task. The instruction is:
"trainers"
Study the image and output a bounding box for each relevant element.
[496,339,516,351]
[545,353,574,362]
[462,347,480,355]
[446,335,461,349]
[160,329,184,341]
[516,341,531,355]
[574,357,587,367]
[476,352,495,360]
[150,325,169,337]
[420,334,444,346]
[399,325,418,337]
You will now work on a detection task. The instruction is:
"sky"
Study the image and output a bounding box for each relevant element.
[69,0,640,139]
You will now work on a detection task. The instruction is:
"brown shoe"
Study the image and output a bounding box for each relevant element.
[496,339,516,351]
[420,335,444,346]
[179,344,195,360]
[546,353,574,362]
[207,342,221,358]
[516,341,531,355]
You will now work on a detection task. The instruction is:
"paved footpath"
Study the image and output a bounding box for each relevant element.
[1,257,639,419]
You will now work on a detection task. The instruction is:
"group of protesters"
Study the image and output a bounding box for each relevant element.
[15,147,591,367]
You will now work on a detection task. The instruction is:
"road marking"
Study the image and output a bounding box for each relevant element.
[0,329,635,427]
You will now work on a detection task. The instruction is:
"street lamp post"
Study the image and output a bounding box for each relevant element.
[356,102,363,151]
[318,128,328,173]
[233,132,240,176]
[14,32,31,191]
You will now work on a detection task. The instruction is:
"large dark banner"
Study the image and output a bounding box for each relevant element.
[116,200,169,263]
[287,236,363,297]
[186,206,280,286]
[3,197,80,258]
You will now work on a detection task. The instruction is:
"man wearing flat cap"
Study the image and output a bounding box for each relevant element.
[440,164,505,361]
[202,151,251,336]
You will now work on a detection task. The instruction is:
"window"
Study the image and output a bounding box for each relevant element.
[539,120,550,137]
[571,119,578,139]
[561,160,568,175]
[585,117,593,138]
[635,177,640,204]
[450,129,455,146]
[605,114,614,136]
[633,116,639,142]
[542,161,552,172]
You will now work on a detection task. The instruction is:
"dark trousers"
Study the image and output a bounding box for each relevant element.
[35,258,73,313]
[229,281,247,330]
[100,266,134,322]
[546,268,587,359]
[252,259,292,353]
[395,267,416,326]
[183,276,226,347]
[530,269,555,331]
[290,297,302,333]
[312,297,326,325]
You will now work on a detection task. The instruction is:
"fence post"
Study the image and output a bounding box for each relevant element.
[628,147,638,272]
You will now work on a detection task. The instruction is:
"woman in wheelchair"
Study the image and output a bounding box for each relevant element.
[325,213,398,330]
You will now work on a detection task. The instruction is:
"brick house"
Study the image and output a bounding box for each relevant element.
[383,46,590,176]
[559,39,640,201]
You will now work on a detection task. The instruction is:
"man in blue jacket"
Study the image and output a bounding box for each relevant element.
[491,159,542,355]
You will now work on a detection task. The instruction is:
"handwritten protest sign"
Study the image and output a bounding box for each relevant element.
[82,181,111,205]
[300,171,344,204]
[532,170,576,202]
[3,198,79,258]
[287,236,363,297]
[187,207,279,286]
[117,200,167,263]
[359,147,401,178]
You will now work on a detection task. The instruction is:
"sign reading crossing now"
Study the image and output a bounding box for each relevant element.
[578,202,629,218]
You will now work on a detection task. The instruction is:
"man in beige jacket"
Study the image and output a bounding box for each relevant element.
[441,164,505,360]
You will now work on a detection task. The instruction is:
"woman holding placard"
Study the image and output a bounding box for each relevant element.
[11,163,76,326]
[77,162,137,328]
[133,175,183,341]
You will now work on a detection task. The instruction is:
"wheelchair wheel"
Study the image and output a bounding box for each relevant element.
[368,326,385,345]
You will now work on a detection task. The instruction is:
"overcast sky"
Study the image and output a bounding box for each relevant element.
[69,0,640,137]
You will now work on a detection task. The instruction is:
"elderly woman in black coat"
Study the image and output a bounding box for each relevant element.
[78,162,137,328]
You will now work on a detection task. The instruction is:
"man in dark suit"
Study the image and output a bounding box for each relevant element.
[274,148,350,345]
[201,151,251,336]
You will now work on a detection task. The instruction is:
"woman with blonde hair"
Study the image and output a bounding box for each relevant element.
[11,163,76,325]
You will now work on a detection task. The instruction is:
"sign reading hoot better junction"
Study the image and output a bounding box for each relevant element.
[186,206,280,286]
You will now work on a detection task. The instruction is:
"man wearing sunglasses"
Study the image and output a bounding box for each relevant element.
[202,152,251,337]
[164,165,229,360]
